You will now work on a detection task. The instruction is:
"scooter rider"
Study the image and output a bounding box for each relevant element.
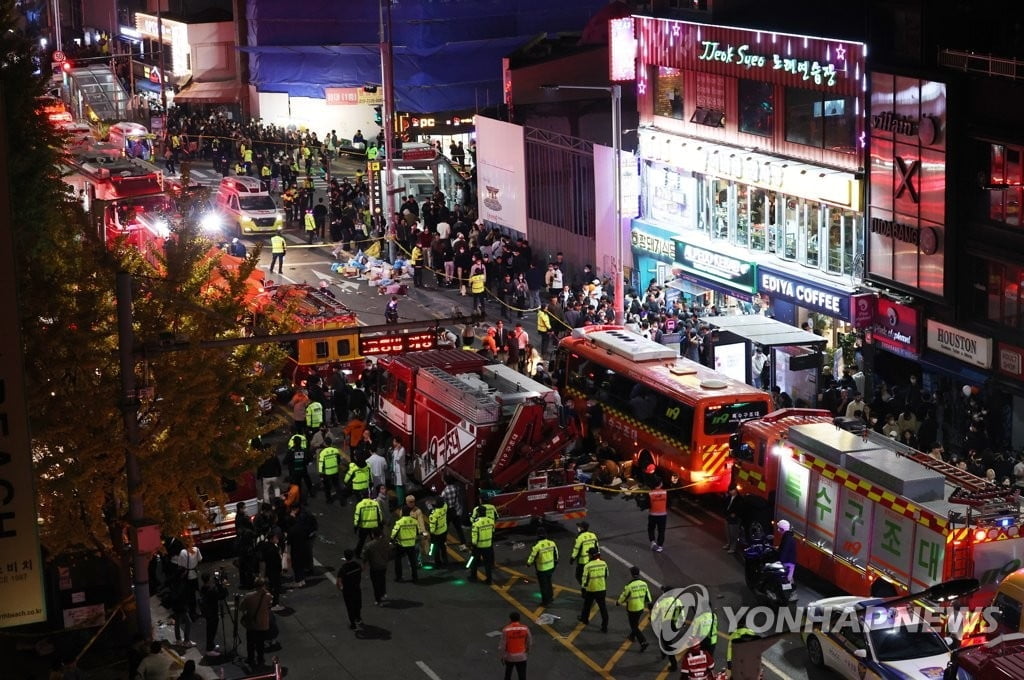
[776,519,796,582]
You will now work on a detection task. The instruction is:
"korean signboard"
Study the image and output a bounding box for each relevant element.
[325,87,384,106]
[926,320,992,369]
[806,473,839,553]
[630,226,675,263]
[835,485,873,568]
[870,298,920,359]
[673,238,756,293]
[757,267,855,321]
[869,504,914,587]
[776,457,810,536]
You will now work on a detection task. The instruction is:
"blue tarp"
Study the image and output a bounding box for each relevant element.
[245,0,608,113]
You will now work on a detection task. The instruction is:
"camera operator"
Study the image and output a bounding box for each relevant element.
[199,570,228,657]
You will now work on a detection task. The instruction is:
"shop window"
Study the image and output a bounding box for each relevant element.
[749,189,771,252]
[653,66,683,120]
[785,87,857,154]
[804,203,822,268]
[735,185,750,248]
[738,80,774,137]
[988,143,1024,227]
[983,260,1024,329]
[783,197,800,260]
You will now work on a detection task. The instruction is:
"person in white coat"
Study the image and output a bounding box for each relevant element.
[391,439,407,503]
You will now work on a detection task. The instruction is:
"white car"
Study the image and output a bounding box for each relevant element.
[802,595,951,680]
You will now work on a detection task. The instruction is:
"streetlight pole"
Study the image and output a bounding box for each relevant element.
[540,84,625,324]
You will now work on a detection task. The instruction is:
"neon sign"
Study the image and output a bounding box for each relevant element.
[696,41,838,86]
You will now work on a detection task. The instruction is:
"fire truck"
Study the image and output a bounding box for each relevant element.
[944,633,1024,679]
[249,283,455,384]
[62,147,165,203]
[376,350,586,528]
[730,410,1024,608]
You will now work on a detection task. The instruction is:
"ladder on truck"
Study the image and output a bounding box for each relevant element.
[488,400,574,489]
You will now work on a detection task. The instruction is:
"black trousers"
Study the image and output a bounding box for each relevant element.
[369,568,387,603]
[503,660,527,680]
[580,589,608,628]
[627,610,646,645]
[246,628,266,665]
[537,569,554,605]
[203,609,219,651]
[321,473,341,502]
[355,527,376,556]
[395,545,418,581]
[431,533,449,565]
[342,589,362,626]
[472,546,493,584]
[648,514,667,546]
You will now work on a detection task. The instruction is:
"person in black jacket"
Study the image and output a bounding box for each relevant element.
[199,571,228,656]
[235,503,258,589]
[335,549,364,629]
[776,520,796,582]
[257,451,282,503]
[286,506,318,588]
[259,532,284,609]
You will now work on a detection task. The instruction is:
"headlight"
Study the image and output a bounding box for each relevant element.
[200,213,220,232]
[241,215,255,225]
[274,212,284,226]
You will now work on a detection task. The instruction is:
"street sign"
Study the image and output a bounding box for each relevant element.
[53,50,66,63]
[149,67,161,84]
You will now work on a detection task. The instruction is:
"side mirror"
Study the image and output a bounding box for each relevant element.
[853,649,867,659]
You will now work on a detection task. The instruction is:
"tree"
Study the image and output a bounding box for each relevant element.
[3,1,285,567]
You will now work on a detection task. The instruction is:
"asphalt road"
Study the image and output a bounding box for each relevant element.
[153,158,835,679]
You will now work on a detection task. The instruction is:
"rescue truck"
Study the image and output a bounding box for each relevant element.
[249,283,455,384]
[731,410,1024,613]
[944,633,1024,679]
[376,350,586,528]
[62,147,165,203]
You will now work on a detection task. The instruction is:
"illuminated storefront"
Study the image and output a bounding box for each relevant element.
[612,16,868,340]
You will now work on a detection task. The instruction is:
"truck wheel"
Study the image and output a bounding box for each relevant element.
[806,635,825,668]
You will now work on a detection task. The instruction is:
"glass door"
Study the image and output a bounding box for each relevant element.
[804,201,821,268]
[735,184,750,248]
[783,196,799,260]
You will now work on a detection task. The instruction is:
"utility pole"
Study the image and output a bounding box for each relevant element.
[379,0,396,217]
[156,5,167,115]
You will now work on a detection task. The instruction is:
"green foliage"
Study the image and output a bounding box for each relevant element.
[2,2,285,557]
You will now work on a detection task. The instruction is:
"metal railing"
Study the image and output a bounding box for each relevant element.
[938,48,1024,81]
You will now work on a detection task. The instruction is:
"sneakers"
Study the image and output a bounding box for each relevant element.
[294,580,306,587]
[271,604,286,612]
[722,544,731,550]
[650,541,658,551]
[206,649,221,657]
[653,544,664,553]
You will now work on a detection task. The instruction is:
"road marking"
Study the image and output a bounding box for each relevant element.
[415,660,443,680]
[679,512,704,526]
[485,630,502,637]
[602,612,650,671]
[600,546,658,585]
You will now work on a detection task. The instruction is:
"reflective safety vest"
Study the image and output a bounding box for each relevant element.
[693,611,718,645]
[581,558,608,593]
[501,622,530,657]
[428,505,448,535]
[354,497,383,529]
[244,148,253,163]
[261,164,271,178]
[271,234,286,254]
[536,309,551,334]
[727,627,759,668]
[367,146,378,160]
[471,516,495,549]
[391,515,419,547]
[344,462,370,491]
[651,592,683,630]
[318,446,341,476]
[648,488,668,515]
[618,578,652,612]
[572,531,599,564]
[304,212,316,232]
[411,245,422,265]
[527,539,558,572]
[472,503,498,522]
[289,434,308,451]
[305,401,323,428]
[290,447,307,473]
[470,272,486,294]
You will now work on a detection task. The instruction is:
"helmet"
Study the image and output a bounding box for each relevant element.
[644,464,656,474]
[776,520,791,533]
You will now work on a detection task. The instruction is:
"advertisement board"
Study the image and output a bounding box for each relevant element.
[475,116,527,236]
[870,297,921,358]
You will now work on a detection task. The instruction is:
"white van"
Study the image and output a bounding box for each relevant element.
[107,121,154,161]
[215,176,284,237]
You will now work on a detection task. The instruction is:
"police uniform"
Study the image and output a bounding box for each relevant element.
[527,533,558,605]
[579,551,609,631]
[571,524,599,584]
[343,461,371,501]
[353,496,383,555]
[617,574,652,650]
[428,501,449,567]
[318,444,343,502]
[270,231,286,274]
[391,512,419,582]
[470,514,495,584]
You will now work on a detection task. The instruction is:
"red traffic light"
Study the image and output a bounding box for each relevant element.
[61,61,73,73]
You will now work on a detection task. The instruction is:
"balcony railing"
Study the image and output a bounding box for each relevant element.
[938,49,1024,81]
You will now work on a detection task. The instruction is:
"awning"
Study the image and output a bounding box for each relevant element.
[699,314,826,349]
[918,350,989,387]
[134,79,162,94]
[174,81,246,104]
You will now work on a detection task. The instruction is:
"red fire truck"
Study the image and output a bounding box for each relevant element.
[945,633,1024,678]
[731,410,1024,621]
[376,350,585,528]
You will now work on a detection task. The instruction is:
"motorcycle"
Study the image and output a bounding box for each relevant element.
[743,539,795,606]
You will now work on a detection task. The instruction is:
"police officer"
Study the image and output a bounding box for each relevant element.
[470,506,495,585]
[570,521,599,584]
[343,457,371,503]
[305,397,324,436]
[578,547,609,632]
[693,606,719,656]
[391,506,419,582]
[318,437,342,503]
[270,229,286,274]
[526,529,558,606]
[428,499,449,567]
[471,500,499,524]
[617,566,651,651]
[284,434,314,500]
[304,208,317,244]
[353,494,383,555]
[651,584,683,671]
